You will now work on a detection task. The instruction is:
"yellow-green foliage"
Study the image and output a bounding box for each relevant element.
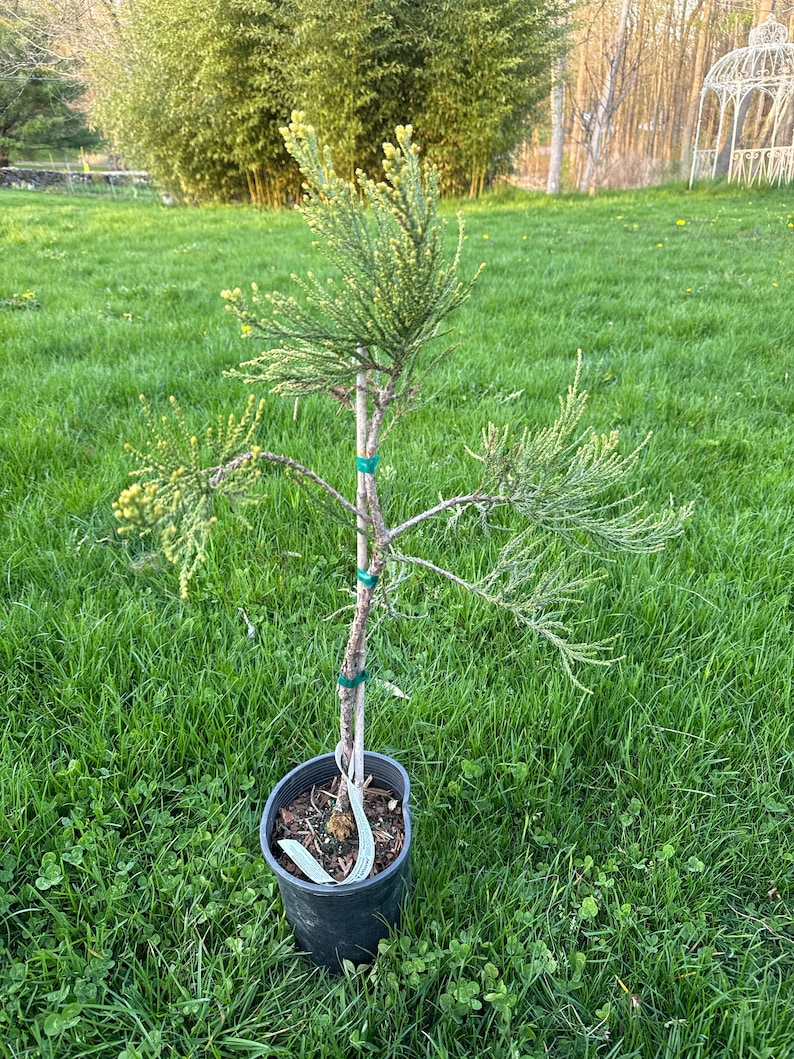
[114,394,265,597]
[89,0,298,204]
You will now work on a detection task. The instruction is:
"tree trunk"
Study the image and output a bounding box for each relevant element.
[579,0,633,195]
[715,93,752,175]
[547,50,565,194]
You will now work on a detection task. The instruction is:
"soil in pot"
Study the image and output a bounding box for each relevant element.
[271,774,406,884]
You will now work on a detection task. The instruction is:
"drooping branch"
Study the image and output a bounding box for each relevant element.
[467,355,694,554]
[386,553,480,594]
[387,549,615,693]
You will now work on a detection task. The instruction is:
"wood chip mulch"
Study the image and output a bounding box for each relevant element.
[271,775,405,883]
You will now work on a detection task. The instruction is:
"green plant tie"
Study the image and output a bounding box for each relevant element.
[337,670,370,689]
[356,454,380,474]
[357,568,379,588]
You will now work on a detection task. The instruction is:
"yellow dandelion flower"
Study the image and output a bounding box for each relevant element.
[676,219,686,226]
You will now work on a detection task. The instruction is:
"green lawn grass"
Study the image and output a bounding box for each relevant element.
[1,182,792,1058]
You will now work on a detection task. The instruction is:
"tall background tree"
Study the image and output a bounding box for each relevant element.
[290,0,416,182]
[577,0,635,195]
[415,0,561,197]
[85,0,299,203]
[546,9,568,194]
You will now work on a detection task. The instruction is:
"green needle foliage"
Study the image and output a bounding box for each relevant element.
[470,362,689,553]
[415,0,560,197]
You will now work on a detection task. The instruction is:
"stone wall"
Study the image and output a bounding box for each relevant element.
[0,167,149,191]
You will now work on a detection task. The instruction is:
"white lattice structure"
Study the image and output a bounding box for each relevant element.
[690,13,794,187]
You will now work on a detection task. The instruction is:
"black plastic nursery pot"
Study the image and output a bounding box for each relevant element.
[260,751,412,971]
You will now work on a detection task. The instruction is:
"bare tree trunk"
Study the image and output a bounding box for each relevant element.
[563,0,765,192]
[547,51,566,194]
[666,0,697,165]
[579,0,633,195]
[715,93,752,175]
[335,359,395,814]
[351,366,369,802]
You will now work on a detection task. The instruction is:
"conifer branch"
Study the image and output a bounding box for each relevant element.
[221,115,482,401]
[468,352,693,552]
[387,553,476,593]
[388,545,614,693]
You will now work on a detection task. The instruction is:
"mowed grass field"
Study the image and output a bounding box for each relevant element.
[1,182,793,1058]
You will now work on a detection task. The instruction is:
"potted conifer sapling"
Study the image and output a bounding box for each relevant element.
[114,115,692,970]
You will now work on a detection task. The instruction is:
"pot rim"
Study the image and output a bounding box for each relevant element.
[260,750,412,897]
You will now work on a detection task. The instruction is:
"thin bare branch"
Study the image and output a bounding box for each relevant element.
[388,492,503,541]
[209,450,367,522]
[387,553,480,594]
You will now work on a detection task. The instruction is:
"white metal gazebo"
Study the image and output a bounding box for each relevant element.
[690,12,794,187]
